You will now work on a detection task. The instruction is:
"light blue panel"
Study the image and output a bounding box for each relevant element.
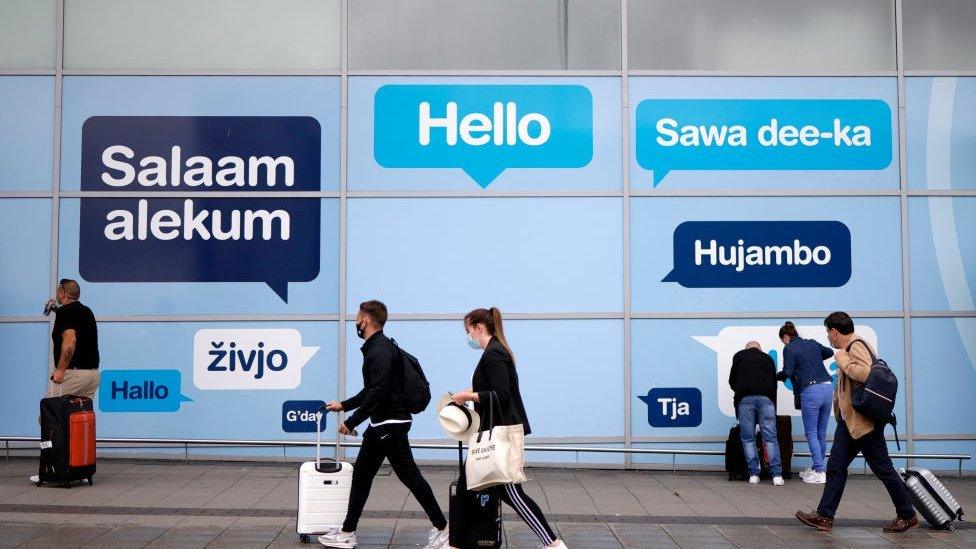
[94,321,338,440]
[342,319,624,440]
[910,318,976,435]
[0,77,54,191]
[347,198,623,313]
[913,440,976,472]
[0,323,50,436]
[631,318,907,439]
[909,198,976,311]
[631,197,904,312]
[57,198,340,314]
[632,442,725,468]
[60,76,340,191]
[0,199,52,315]
[348,77,621,191]
[343,444,625,466]
[629,77,899,190]
[906,77,976,190]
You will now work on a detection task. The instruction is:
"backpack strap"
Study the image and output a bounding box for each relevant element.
[845,338,876,362]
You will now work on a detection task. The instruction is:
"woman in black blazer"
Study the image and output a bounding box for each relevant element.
[451,307,566,549]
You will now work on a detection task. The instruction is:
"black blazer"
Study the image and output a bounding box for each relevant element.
[472,337,531,435]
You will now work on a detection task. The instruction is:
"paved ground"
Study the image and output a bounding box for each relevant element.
[0,458,973,548]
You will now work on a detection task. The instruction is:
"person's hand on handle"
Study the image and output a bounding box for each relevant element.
[51,369,65,384]
[326,400,343,412]
[338,422,352,436]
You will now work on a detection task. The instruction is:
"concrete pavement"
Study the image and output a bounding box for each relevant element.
[0,458,973,548]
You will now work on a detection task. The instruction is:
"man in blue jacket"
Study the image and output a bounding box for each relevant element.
[318,300,448,549]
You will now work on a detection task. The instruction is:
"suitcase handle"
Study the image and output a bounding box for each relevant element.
[316,404,343,473]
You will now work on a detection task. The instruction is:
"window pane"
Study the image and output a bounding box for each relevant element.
[349,0,620,70]
[628,0,895,71]
[64,0,340,71]
[0,0,56,70]
[904,0,976,71]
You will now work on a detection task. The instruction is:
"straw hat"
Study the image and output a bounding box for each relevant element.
[436,393,481,441]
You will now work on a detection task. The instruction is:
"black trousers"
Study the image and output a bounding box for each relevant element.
[496,482,557,544]
[817,419,915,520]
[342,423,447,532]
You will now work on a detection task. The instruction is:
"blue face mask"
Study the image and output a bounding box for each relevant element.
[466,335,481,350]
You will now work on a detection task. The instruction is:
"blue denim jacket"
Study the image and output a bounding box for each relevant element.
[777,337,834,390]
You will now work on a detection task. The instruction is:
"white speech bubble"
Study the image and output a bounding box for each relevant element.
[193,329,319,390]
[694,325,878,418]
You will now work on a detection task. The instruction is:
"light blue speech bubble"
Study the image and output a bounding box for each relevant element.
[635,99,893,186]
[374,85,593,187]
[99,369,193,413]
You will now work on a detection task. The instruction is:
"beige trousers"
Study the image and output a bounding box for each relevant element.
[45,369,100,399]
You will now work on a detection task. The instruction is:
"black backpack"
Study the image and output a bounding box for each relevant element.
[846,339,900,449]
[390,339,431,414]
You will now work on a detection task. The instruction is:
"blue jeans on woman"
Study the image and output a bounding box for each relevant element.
[800,382,833,473]
[738,395,782,477]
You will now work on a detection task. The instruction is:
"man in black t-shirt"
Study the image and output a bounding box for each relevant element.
[45,279,99,398]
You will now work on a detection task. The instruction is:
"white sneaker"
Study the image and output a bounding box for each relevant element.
[318,528,356,548]
[423,527,449,549]
[539,541,568,549]
[798,468,815,480]
[773,476,785,486]
[748,475,760,484]
[29,475,40,484]
[803,471,827,484]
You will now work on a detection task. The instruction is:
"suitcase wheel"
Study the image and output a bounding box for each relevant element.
[299,534,311,544]
[87,477,93,486]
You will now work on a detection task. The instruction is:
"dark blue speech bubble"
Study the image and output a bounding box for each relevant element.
[638,388,702,428]
[281,400,326,433]
[662,221,852,288]
[78,116,322,302]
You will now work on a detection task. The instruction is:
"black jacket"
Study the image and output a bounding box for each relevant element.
[728,347,777,413]
[341,331,410,429]
[472,337,531,435]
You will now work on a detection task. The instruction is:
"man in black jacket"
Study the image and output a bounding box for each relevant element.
[320,300,448,549]
[729,341,784,486]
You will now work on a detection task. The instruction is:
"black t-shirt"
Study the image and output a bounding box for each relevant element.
[52,301,99,370]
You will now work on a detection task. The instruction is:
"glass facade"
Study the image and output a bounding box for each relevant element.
[1,1,973,469]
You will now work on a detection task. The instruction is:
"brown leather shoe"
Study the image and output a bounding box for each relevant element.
[882,515,919,532]
[796,510,833,532]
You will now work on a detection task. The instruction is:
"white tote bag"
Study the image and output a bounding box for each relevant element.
[465,392,527,491]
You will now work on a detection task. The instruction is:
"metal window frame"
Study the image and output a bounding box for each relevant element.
[0,0,974,466]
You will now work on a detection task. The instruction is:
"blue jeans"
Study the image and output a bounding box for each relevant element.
[738,395,782,477]
[800,382,833,472]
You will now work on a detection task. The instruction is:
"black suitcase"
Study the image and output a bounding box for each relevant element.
[38,395,96,488]
[725,425,749,481]
[449,442,502,548]
[901,468,965,530]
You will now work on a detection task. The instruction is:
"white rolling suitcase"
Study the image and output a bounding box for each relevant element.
[297,407,353,543]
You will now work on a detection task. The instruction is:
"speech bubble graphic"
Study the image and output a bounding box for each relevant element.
[635,99,893,185]
[373,85,593,187]
[694,325,878,417]
[663,221,852,288]
[78,116,322,301]
[99,369,193,413]
[193,328,319,391]
[282,400,326,433]
[638,388,702,428]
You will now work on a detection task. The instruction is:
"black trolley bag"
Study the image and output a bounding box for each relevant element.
[38,395,96,487]
[900,468,965,530]
[449,441,503,548]
[725,424,749,481]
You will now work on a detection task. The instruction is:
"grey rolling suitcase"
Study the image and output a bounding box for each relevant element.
[900,468,964,530]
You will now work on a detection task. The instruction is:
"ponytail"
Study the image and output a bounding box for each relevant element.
[463,306,516,364]
[779,320,799,340]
